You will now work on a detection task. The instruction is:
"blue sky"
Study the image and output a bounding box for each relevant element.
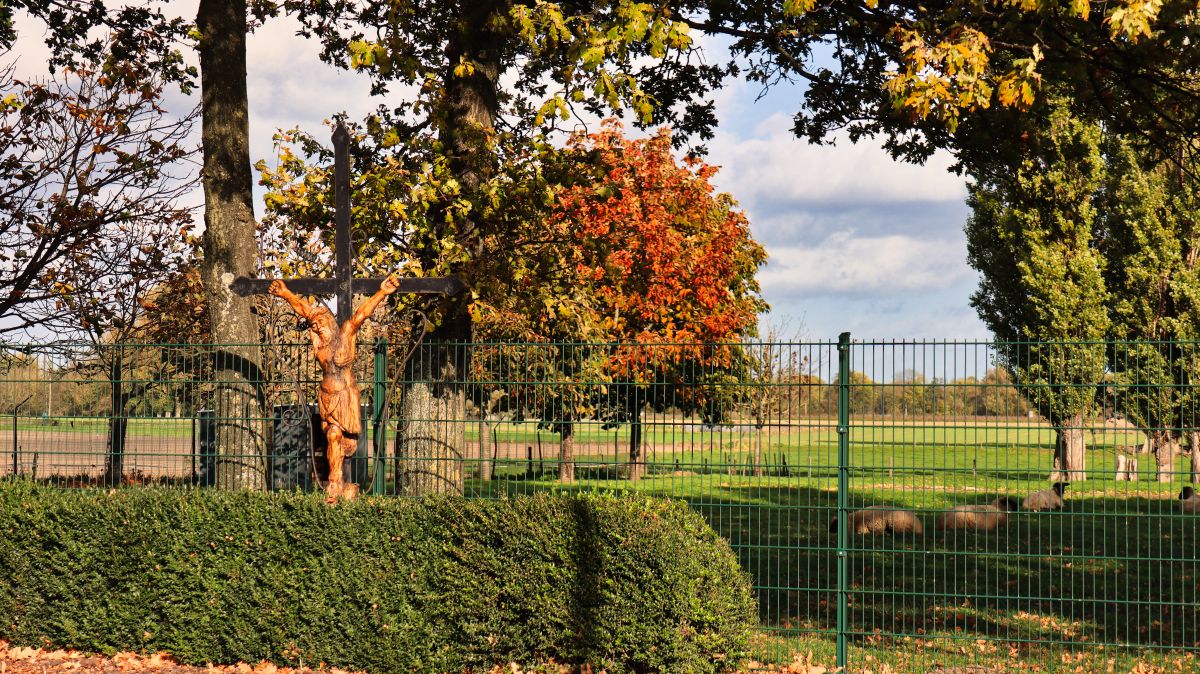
[10,8,991,342]
[702,69,985,340]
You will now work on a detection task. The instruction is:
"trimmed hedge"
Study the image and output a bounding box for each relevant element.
[0,485,755,673]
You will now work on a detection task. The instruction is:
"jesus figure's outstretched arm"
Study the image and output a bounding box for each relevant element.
[268,280,324,323]
[345,274,400,337]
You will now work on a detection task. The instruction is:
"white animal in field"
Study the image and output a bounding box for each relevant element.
[1022,482,1068,512]
[938,497,1020,531]
[830,506,924,535]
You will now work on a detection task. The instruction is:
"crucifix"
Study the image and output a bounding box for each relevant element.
[231,121,464,500]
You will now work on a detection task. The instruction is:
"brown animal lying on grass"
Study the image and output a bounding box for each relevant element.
[829,505,924,535]
[1180,486,1200,513]
[1022,482,1067,512]
[937,496,1020,531]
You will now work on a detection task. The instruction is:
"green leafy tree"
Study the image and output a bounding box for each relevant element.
[17,0,1200,494]
[965,105,1110,483]
[978,368,1034,418]
[1100,137,1200,482]
[0,4,12,49]
[266,1,716,491]
[886,370,929,418]
[828,371,880,416]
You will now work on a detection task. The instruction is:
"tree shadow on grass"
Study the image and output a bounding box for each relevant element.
[474,476,1200,661]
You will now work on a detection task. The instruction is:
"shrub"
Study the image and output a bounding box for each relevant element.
[0,485,755,673]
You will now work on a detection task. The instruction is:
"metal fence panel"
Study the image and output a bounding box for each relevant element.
[3,337,1200,671]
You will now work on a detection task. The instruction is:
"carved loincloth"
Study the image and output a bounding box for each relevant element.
[318,386,361,436]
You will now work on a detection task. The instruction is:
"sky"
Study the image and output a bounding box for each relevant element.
[8,7,990,342]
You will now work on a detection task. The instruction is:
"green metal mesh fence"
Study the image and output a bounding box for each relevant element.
[2,336,1199,671]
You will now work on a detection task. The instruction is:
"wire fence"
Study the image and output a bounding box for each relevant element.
[1,336,1198,672]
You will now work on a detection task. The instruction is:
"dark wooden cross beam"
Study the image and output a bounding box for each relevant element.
[231,122,464,321]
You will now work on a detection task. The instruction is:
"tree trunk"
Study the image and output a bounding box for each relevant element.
[1150,430,1178,483]
[476,414,495,481]
[628,408,645,481]
[103,355,126,485]
[441,3,501,195]
[1049,413,1087,483]
[559,421,575,482]
[391,4,502,496]
[753,419,765,478]
[1115,453,1139,481]
[395,336,466,495]
[197,0,265,490]
[104,410,129,485]
[1190,431,1200,484]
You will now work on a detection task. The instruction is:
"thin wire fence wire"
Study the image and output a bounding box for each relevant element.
[1,338,1198,671]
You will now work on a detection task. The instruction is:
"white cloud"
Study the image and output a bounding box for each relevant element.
[759,232,973,298]
[7,14,52,73]
[698,76,987,337]
[707,111,967,208]
[245,16,382,188]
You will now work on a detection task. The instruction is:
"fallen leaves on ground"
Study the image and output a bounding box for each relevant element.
[0,642,364,674]
[0,643,841,674]
[10,642,1189,674]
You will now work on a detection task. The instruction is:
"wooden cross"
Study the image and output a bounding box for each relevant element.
[230,121,464,317]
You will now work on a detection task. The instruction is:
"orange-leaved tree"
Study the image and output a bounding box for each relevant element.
[528,121,768,481]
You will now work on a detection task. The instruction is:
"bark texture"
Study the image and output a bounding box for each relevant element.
[753,425,766,478]
[1190,431,1200,484]
[1150,430,1179,483]
[1115,453,1139,481]
[396,369,465,495]
[558,421,575,482]
[476,414,495,481]
[1049,413,1087,483]
[627,409,645,481]
[197,0,265,489]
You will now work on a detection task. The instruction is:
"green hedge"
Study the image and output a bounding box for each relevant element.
[0,485,755,673]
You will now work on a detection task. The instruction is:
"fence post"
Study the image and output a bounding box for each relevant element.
[836,331,851,669]
[371,338,388,495]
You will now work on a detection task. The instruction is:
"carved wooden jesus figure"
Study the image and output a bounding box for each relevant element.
[269,274,400,500]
